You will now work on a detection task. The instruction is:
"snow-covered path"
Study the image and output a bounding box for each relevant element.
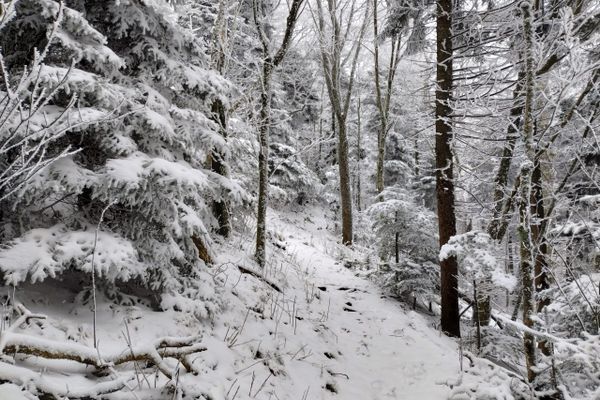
[263,211,461,399]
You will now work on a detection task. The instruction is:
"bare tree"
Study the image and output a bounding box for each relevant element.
[313,0,369,246]
[372,0,402,196]
[253,0,305,267]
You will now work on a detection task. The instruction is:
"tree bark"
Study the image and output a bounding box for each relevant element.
[518,162,536,383]
[255,61,272,268]
[532,159,551,356]
[338,122,353,245]
[436,0,460,338]
[520,1,537,382]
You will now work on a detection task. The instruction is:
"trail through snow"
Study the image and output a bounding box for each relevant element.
[226,209,464,399]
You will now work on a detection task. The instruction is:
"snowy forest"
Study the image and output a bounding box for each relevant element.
[0,0,598,398]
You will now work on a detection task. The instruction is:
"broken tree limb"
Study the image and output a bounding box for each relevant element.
[0,307,206,380]
[237,264,282,293]
[0,332,207,380]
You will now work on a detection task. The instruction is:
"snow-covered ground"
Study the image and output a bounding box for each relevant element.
[0,207,466,399]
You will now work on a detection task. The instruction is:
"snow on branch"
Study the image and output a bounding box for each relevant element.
[0,304,208,398]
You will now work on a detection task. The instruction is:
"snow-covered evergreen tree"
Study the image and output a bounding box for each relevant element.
[0,0,240,316]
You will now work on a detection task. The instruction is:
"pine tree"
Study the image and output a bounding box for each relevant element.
[0,0,238,315]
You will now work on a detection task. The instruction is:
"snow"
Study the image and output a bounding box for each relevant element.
[0,224,145,285]
[0,383,36,400]
[255,209,460,399]
[0,207,468,399]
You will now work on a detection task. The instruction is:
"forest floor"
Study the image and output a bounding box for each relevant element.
[0,206,469,400]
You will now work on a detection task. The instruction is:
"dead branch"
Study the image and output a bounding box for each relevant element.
[237,264,282,293]
[0,307,206,381]
[0,332,207,380]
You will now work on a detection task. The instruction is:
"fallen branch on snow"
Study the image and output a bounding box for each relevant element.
[237,264,282,293]
[0,304,207,398]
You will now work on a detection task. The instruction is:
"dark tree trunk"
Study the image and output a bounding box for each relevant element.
[255,63,272,268]
[338,123,353,246]
[209,99,231,238]
[356,98,362,212]
[436,0,460,338]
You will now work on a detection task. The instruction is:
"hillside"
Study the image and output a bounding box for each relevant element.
[0,208,469,400]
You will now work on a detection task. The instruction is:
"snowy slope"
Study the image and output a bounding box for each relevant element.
[190,207,462,399]
[0,207,465,400]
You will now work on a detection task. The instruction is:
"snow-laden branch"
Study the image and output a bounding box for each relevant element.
[0,304,207,398]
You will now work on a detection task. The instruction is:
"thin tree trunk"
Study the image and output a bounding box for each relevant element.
[532,160,551,356]
[507,237,514,307]
[473,280,482,352]
[373,0,385,195]
[518,162,536,383]
[436,0,460,338]
[356,97,362,212]
[205,0,231,238]
[519,1,537,382]
[338,122,353,245]
[210,99,231,237]
[395,211,400,264]
[255,62,272,268]
[414,138,420,177]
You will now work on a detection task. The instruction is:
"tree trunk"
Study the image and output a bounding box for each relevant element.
[518,162,536,383]
[436,0,460,338]
[338,122,353,246]
[356,97,362,212]
[395,212,400,264]
[255,63,272,268]
[376,126,386,194]
[209,99,231,238]
[315,0,367,247]
[472,278,491,327]
[473,280,482,351]
[532,160,552,356]
[519,1,537,382]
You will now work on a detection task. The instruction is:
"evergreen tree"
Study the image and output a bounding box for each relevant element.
[0,0,239,315]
